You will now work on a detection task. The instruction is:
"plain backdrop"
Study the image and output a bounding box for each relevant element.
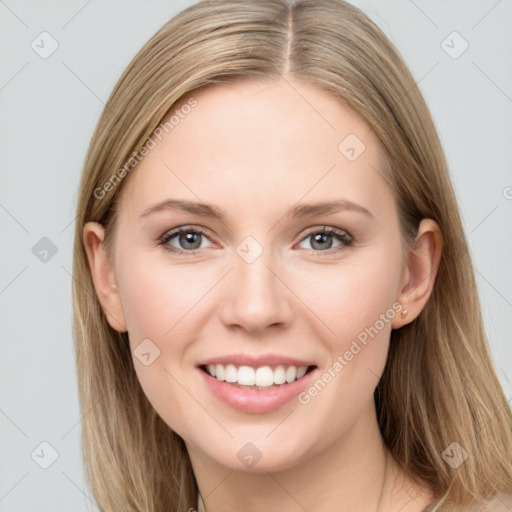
[1,1,511,510]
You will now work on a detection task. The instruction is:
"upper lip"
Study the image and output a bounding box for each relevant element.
[197,353,317,368]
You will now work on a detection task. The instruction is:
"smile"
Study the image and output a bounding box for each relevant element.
[201,363,314,389]
[197,363,319,414]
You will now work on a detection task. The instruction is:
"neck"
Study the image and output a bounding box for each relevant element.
[188,400,433,512]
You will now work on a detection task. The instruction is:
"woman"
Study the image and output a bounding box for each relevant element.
[72,0,512,510]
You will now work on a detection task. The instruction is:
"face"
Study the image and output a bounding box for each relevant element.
[89,78,412,472]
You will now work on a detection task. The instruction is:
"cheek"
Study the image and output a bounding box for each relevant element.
[297,245,403,410]
[288,251,402,441]
[116,254,211,429]
[303,248,402,343]
[117,249,209,343]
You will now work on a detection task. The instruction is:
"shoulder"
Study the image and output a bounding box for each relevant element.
[427,492,512,512]
[479,492,512,511]
[469,493,512,512]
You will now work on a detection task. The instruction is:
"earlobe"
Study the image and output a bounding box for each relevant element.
[82,222,128,333]
[392,219,443,329]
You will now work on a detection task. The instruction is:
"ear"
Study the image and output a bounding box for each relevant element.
[392,219,443,329]
[82,222,127,333]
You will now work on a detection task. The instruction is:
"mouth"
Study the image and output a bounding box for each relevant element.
[197,358,320,414]
[198,363,317,390]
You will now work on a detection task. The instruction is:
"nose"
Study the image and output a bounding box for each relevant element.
[219,246,294,335]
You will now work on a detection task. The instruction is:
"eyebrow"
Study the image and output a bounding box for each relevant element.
[140,198,374,221]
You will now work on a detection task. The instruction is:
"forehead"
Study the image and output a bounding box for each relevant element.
[118,78,393,223]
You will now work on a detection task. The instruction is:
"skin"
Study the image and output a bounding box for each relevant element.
[84,77,442,512]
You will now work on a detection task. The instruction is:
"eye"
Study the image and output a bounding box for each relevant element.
[158,225,354,257]
[297,226,353,256]
[159,226,215,256]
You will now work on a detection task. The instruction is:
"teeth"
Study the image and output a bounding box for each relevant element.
[285,366,296,383]
[296,366,308,379]
[224,364,237,383]
[238,365,255,385]
[205,363,311,388]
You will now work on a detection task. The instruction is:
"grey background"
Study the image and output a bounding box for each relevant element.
[1,0,511,510]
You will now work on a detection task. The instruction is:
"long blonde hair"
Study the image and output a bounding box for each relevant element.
[72,0,512,510]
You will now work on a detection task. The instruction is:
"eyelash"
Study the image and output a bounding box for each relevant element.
[158,225,354,258]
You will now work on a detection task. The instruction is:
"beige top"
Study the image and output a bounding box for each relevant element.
[196,492,512,511]
[197,493,432,511]
[197,492,206,512]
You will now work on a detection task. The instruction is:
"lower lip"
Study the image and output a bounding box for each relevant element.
[197,367,318,414]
